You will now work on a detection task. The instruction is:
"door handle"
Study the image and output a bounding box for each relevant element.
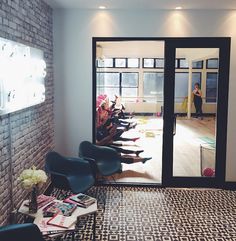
[173,114,176,136]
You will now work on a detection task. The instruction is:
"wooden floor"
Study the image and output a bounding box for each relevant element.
[112,116,216,184]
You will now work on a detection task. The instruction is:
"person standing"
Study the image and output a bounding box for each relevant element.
[193,83,203,119]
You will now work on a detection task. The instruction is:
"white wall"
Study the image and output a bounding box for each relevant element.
[53,9,236,181]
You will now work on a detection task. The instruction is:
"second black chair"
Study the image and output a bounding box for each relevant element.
[79,141,122,177]
[45,151,95,193]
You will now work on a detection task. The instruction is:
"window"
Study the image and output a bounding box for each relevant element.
[115,58,126,68]
[97,72,138,100]
[96,72,120,99]
[143,58,155,68]
[175,72,201,103]
[192,60,203,69]
[207,58,219,69]
[179,59,189,68]
[176,59,203,69]
[143,72,164,102]
[155,58,165,68]
[206,72,218,103]
[121,73,138,98]
[191,73,202,90]
[97,58,113,68]
[127,58,139,68]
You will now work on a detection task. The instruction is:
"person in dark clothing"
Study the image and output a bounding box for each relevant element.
[193,83,203,119]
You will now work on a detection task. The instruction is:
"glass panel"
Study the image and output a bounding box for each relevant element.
[175,72,202,103]
[192,60,203,69]
[96,40,165,185]
[207,58,219,69]
[155,58,165,68]
[175,73,188,103]
[122,88,138,97]
[97,58,113,68]
[97,87,120,100]
[173,48,219,178]
[206,73,218,103]
[121,73,138,87]
[143,72,164,102]
[115,58,126,68]
[143,58,154,68]
[179,59,189,68]
[96,73,119,86]
[127,58,139,68]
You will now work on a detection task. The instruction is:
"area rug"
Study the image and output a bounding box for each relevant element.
[47,186,236,241]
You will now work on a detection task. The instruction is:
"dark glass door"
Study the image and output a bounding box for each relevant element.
[162,38,230,188]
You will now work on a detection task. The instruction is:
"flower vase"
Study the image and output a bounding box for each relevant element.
[29,186,38,213]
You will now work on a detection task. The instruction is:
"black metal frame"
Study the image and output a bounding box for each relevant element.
[92,37,231,189]
[162,37,230,188]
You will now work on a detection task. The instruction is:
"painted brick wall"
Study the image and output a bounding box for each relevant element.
[0,0,54,225]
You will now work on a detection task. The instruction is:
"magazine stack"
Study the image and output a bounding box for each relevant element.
[31,194,97,238]
[64,193,96,208]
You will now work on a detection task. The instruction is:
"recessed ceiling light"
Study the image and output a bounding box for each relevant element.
[99,6,106,9]
[175,6,183,10]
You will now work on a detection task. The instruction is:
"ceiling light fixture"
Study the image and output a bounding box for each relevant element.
[99,6,106,9]
[175,6,183,10]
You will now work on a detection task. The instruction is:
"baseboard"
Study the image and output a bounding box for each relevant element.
[125,112,216,117]
[223,182,236,190]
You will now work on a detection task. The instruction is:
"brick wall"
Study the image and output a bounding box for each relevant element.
[0,0,54,225]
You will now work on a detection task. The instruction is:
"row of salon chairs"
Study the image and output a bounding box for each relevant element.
[45,140,122,193]
[0,141,122,241]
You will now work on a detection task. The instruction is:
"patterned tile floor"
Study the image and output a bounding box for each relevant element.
[49,186,236,241]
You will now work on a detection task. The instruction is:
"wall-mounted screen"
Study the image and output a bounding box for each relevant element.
[0,37,46,115]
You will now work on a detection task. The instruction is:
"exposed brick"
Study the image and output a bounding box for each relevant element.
[0,0,54,225]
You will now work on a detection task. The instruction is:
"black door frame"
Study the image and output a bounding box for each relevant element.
[92,37,231,188]
[162,37,231,188]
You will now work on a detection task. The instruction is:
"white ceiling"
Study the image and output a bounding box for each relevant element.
[45,0,236,10]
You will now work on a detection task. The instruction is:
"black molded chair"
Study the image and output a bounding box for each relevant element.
[79,141,122,177]
[0,223,45,241]
[45,151,95,193]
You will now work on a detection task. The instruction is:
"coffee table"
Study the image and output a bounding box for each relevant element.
[18,198,97,240]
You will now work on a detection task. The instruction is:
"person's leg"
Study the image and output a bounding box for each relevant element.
[109,145,144,156]
[194,100,198,117]
[194,99,200,117]
[112,129,140,142]
[120,156,152,164]
[199,99,203,119]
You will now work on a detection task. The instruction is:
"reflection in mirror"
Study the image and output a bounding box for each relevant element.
[173,48,219,177]
[95,41,165,184]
